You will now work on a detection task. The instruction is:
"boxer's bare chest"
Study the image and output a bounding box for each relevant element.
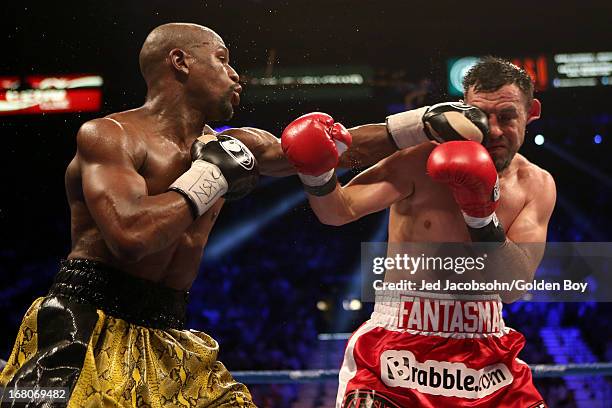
[389,163,527,243]
[134,131,224,270]
[146,137,225,225]
[385,160,528,285]
[89,125,222,288]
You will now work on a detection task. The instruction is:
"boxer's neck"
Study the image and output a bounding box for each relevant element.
[143,91,206,143]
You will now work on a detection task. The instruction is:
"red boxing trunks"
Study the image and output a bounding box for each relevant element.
[337,291,546,407]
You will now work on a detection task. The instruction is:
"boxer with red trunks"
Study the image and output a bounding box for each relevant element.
[282,57,555,407]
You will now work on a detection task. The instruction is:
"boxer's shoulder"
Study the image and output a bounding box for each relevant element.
[76,115,146,166]
[509,154,555,204]
[514,154,554,187]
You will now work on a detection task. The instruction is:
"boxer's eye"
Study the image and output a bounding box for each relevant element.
[499,114,516,123]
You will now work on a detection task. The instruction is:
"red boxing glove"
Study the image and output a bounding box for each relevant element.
[427,141,501,228]
[281,112,352,176]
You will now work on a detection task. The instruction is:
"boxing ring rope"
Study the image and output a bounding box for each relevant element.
[233,363,612,384]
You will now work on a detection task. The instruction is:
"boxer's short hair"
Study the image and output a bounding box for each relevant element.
[463,56,534,106]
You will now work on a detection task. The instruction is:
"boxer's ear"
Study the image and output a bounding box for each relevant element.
[526,99,541,125]
[169,48,191,76]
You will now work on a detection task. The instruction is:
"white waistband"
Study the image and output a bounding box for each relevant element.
[372,290,508,338]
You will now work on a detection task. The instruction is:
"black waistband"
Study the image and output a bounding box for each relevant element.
[48,258,189,330]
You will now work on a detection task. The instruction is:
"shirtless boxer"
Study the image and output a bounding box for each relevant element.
[0,23,410,407]
[282,57,555,407]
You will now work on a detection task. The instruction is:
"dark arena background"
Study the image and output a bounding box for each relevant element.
[1,1,612,407]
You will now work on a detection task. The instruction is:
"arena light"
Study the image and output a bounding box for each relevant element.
[594,134,602,144]
[447,57,479,96]
[316,301,329,311]
[447,55,549,95]
[251,74,364,86]
[449,51,612,93]
[242,65,373,102]
[0,74,103,115]
[511,56,549,91]
[342,299,362,311]
[534,134,545,145]
[551,52,612,88]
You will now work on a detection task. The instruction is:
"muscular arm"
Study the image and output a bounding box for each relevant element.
[221,127,291,177]
[78,118,194,263]
[340,124,398,168]
[308,148,417,226]
[224,124,397,177]
[486,170,556,302]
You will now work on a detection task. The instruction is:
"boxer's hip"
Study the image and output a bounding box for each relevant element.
[372,289,508,337]
[355,290,521,385]
[336,290,545,407]
[0,259,255,407]
[48,258,189,330]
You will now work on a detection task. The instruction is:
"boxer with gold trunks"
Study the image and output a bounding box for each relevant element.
[282,57,555,407]
[0,22,423,407]
[0,22,264,408]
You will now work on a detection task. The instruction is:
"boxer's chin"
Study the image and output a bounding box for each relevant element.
[492,151,514,172]
[216,99,234,121]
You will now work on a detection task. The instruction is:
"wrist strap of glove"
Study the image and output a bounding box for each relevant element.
[298,169,337,196]
[385,106,429,149]
[463,212,506,243]
[171,189,200,220]
[169,160,229,218]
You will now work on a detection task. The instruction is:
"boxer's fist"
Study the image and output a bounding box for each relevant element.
[190,135,259,201]
[427,141,499,218]
[423,102,489,145]
[170,135,259,217]
[281,112,352,176]
[386,103,489,149]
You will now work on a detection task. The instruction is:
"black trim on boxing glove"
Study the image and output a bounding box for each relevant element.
[191,135,259,201]
[423,102,490,145]
[302,172,338,196]
[467,214,506,243]
[169,187,200,220]
[385,124,401,150]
